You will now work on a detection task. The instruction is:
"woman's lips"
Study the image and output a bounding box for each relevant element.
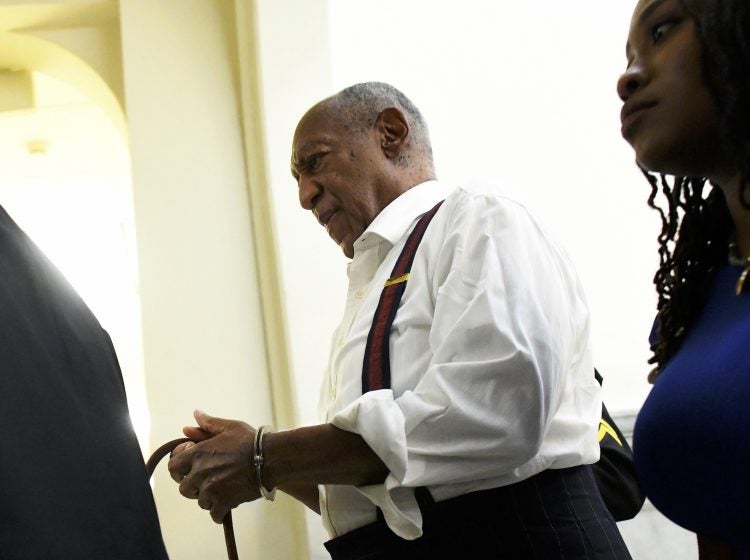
[620,100,658,138]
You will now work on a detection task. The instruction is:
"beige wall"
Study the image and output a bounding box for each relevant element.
[0,0,311,558]
[252,2,338,554]
[118,0,306,558]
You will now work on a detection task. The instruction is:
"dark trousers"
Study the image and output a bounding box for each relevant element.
[324,465,632,560]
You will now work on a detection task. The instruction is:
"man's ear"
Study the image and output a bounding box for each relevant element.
[376,107,409,159]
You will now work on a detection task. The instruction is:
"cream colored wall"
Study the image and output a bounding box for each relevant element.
[1,0,312,557]
[117,1,306,558]
[29,24,125,110]
[253,1,341,556]
[254,0,340,432]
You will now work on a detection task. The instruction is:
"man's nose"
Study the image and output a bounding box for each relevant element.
[298,175,320,211]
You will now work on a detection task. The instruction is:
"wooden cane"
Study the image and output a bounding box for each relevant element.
[146,438,239,560]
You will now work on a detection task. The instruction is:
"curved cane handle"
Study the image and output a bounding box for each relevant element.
[146,438,239,560]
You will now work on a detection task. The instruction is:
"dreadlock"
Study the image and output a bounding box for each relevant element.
[644,173,732,380]
[647,0,750,380]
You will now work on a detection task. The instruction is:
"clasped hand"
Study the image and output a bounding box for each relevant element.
[167,410,260,523]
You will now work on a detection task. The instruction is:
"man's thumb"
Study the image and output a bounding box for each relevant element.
[193,409,227,434]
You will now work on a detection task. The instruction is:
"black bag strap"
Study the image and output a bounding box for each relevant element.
[592,370,645,520]
[362,200,444,393]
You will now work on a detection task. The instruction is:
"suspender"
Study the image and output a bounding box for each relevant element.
[362,200,444,393]
[355,202,640,533]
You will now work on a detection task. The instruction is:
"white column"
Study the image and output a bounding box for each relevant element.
[253,0,340,557]
[118,1,306,557]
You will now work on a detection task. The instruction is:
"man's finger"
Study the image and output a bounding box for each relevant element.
[210,504,230,524]
[178,477,199,499]
[182,425,212,441]
[170,441,195,456]
[167,442,195,482]
[198,493,212,511]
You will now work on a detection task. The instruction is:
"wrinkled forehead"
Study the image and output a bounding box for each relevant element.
[290,103,347,175]
[293,105,336,153]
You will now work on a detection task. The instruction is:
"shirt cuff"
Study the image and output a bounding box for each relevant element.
[329,389,427,539]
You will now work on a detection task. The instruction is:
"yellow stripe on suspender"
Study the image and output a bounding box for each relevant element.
[384,273,409,287]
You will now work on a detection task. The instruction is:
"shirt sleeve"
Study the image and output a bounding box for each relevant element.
[329,191,596,539]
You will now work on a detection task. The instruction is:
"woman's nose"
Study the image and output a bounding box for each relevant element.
[617,61,646,101]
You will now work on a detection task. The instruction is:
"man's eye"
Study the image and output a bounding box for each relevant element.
[652,20,679,43]
[308,154,323,170]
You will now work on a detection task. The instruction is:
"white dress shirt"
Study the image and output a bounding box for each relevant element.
[319,180,601,540]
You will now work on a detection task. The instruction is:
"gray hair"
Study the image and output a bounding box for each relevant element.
[323,82,434,168]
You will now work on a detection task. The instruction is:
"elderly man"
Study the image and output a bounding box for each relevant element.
[169,82,631,559]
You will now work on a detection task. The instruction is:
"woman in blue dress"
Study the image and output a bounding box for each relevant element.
[617,0,750,558]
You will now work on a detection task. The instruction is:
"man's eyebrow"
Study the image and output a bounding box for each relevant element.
[292,143,315,168]
[291,149,311,172]
[293,139,331,170]
[290,143,309,178]
[290,155,303,179]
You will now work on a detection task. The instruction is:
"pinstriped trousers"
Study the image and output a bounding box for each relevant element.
[324,465,632,560]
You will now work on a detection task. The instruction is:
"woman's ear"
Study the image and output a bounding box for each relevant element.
[377,107,409,159]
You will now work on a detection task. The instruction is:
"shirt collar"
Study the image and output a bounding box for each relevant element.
[354,180,454,251]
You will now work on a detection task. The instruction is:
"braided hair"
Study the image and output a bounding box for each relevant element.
[646,0,750,381]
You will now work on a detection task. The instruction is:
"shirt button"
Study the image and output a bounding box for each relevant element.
[355,290,364,299]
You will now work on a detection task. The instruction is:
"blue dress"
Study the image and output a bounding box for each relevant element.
[634,264,750,558]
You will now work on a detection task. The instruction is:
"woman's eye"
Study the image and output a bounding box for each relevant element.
[652,20,679,43]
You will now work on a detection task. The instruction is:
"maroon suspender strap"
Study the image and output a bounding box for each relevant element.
[362,200,445,393]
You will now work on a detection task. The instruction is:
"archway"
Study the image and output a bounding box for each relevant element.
[0,31,148,453]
